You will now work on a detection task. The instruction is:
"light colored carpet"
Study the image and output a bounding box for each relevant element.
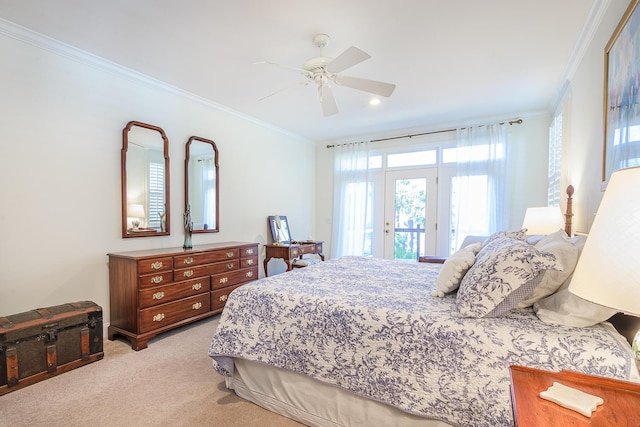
[0,315,303,427]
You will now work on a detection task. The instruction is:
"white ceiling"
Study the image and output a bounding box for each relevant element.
[0,0,597,143]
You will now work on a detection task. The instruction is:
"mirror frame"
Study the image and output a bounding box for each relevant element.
[268,215,291,244]
[185,136,219,233]
[121,120,170,238]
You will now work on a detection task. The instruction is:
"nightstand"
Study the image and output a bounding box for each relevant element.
[509,365,640,426]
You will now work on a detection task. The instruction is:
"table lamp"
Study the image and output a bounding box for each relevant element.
[128,204,145,230]
[521,206,564,235]
[568,166,640,359]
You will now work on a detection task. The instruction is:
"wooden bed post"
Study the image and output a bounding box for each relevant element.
[564,185,574,236]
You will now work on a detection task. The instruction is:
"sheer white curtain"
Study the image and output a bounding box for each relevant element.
[331,141,371,258]
[452,123,509,250]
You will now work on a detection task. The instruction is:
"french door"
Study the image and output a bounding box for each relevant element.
[383,169,438,260]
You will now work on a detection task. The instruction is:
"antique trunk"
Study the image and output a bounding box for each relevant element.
[0,301,103,395]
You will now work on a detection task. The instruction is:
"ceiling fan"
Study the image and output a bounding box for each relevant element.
[256,34,396,117]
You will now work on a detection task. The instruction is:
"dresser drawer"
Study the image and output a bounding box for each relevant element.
[240,245,258,258]
[139,294,210,333]
[298,244,316,255]
[241,256,258,269]
[211,284,243,312]
[174,260,238,282]
[174,249,239,267]
[137,257,173,274]
[138,271,173,289]
[138,276,210,309]
[211,266,258,290]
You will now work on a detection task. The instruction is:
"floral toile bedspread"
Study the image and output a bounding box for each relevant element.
[208,256,637,427]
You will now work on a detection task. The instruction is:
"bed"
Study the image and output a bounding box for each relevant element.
[208,191,639,427]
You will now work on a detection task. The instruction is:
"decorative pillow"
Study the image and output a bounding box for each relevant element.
[455,236,563,318]
[482,228,528,247]
[533,277,617,327]
[517,230,579,308]
[432,243,482,297]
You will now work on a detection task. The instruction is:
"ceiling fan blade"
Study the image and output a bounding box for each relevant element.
[318,85,338,117]
[326,46,371,73]
[253,61,309,75]
[258,81,309,101]
[334,75,396,97]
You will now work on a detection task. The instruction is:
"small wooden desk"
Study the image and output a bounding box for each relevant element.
[509,365,640,426]
[264,242,324,276]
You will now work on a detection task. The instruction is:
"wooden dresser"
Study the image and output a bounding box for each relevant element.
[107,241,258,350]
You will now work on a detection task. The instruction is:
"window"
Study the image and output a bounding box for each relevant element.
[548,112,562,206]
[147,161,165,229]
[548,82,570,206]
[387,150,436,167]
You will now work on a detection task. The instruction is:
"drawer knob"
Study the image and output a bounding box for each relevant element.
[184,257,194,265]
[152,313,165,322]
[183,270,194,278]
[247,259,254,265]
[151,276,163,284]
[226,251,234,258]
[192,283,202,291]
[152,291,165,300]
[246,271,254,278]
[247,249,254,255]
[192,302,203,310]
[219,277,228,284]
[219,294,228,302]
[150,261,163,270]
[226,263,234,270]
[292,250,298,256]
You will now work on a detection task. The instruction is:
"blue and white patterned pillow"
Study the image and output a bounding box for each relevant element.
[482,228,528,247]
[455,236,563,318]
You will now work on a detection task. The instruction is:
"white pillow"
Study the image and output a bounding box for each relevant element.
[534,277,617,327]
[432,243,482,297]
[455,236,563,318]
[517,230,579,308]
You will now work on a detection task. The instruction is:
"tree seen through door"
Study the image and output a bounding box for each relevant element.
[394,178,426,260]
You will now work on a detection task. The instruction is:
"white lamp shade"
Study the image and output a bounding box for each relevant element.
[128,204,145,218]
[568,167,640,316]
[521,206,564,235]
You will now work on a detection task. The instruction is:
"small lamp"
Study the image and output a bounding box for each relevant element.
[568,166,640,317]
[128,204,145,230]
[521,206,564,235]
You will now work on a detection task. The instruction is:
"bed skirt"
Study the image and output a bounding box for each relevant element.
[228,358,455,427]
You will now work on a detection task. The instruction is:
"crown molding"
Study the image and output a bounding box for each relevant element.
[551,0,611,109]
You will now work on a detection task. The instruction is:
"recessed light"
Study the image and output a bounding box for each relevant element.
[369,98,381,106]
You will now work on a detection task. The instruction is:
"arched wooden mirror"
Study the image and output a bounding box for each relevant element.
[185,136,219,233]
[121,121,170,238]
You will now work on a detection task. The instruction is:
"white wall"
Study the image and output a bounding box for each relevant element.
[0,23,315,322]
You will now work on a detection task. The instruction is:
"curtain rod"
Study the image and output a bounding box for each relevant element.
[325,119,523,148]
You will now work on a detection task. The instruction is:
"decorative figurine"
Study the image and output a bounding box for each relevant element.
[183,205,193,249]
[159,204,167,232]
